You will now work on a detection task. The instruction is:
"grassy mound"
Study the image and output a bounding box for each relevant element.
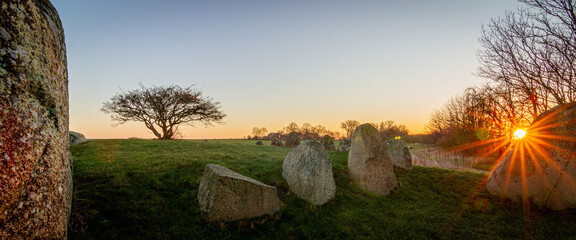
[69,139,576,239]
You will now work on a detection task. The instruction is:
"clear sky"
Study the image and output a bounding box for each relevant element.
[50,0,522,139]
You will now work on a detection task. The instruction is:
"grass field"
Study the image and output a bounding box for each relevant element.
[69,139,576,239]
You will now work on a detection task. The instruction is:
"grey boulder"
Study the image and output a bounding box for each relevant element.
[197,164,281,221]
[70,131,87,146]
[282,140,335,205]
[386,140,412,170]
[348,124,398,196]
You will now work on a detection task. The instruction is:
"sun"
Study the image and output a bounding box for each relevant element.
[513,129,527,140]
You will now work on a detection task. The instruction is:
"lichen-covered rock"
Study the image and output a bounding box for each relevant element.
[0,0,72,239]
[69,131,87,146]
[197,164,281,222]
[486,102,576,211]
[337,138,351,152]
[270,137,283,146]
[386,140,412,170]
[285,132,301,148]
[319,135,336,152]
[282,140,335,205]
[348,124,398,196]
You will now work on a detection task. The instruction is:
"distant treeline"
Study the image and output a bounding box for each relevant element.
[247,120,409,141]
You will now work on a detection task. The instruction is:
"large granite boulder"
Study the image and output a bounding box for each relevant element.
[319,135,336,152]
[70,131,87,146]
[197,164,281,221]
[348,124,398,196]
[285,132,301,148]
[270,137,283,146]
[386,140,412,170]
[0,1,72,239]
[282,140,336,205]
[337,138,351,152]
[486,102,576,210]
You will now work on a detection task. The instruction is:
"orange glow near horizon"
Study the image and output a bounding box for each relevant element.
[70,117,428,140]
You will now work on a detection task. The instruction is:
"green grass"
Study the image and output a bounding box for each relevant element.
[69,139,576,240]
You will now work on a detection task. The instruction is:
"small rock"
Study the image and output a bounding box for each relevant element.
[69,131,87,146]
[319,135,336,151]
[386,140,412,170]
[285,132,301,148]
[270,137,283,147]
[337,138,351,152]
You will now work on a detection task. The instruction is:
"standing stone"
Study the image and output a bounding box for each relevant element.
[386,140,413,170]
[486,102,576,210]
[319,135,336,152]
[337,138,352,152]
[348,124,398,196]
[197,164,281,222]
[282,140,336,205]
[69,131,87,146]
[285,132,301,148]
[1,1,72,239]
[270,137,283,146]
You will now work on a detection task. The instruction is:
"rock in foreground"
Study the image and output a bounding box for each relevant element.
[1,1,72,239]
[282,140,336,205]
[348,124,398,196]
[486,102,576,211]
[198,164,281,221]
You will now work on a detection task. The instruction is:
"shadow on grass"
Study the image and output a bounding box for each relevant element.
[69,140,576,240]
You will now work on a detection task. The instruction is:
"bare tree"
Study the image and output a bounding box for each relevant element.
[300,123,313,139]
[251,127,268,139]
[311,125,329,139]
[284,122,299,133]
[375,120,409,140]
[426,83,536,152]
[340,120,360,138]
[477,0,576,115]
[101,84,226,140]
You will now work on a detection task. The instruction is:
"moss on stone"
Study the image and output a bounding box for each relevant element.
[0,0,70,239]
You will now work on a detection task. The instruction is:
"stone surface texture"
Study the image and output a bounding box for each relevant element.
[197,164,281,222]
[285,132,301,148]
[348,124,398,196]
[337,138,351,152]
[319,135,336,152]
[386,140,413,170]
[0,0,72,239]
[486,102,576,210]
[282,140,336,205]
[69,131,87,146]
